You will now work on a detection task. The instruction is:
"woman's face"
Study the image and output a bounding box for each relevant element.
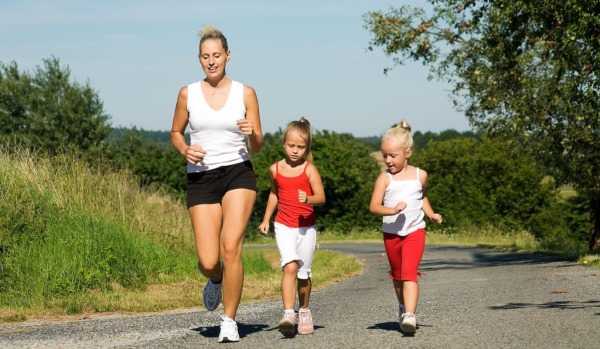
[199,39,230,79]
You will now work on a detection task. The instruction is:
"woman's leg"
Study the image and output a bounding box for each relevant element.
[189,204,223,280]
[220,188,256,319]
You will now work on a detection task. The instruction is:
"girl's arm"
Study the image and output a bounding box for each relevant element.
[258,165,279,234]
[301,163,326,206]
[369,172,406,216]
[420,169,443,224]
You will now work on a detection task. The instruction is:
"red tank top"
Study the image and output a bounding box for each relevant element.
[274,162,315,228]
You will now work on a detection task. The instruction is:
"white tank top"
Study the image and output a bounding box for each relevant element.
[186,80,250,173]
[382,167,426,236]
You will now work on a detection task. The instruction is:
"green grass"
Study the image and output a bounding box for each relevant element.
[0,148,362,322]
[1,147,597,323]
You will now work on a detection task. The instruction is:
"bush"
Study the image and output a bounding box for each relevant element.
[411,137,556,231]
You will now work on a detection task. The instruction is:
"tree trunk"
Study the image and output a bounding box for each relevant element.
[589,194,600,252]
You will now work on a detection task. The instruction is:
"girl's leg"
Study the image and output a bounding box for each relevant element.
[220,188,256,320]
[297,278,312,309]
[392,279,404,306]
[402,281,419,314]
[400,229,426,314]
[296,226,317,309]
[189,204,223,281]
[383,233,404,305]
[282,262,299,310]
[275,223,302,310]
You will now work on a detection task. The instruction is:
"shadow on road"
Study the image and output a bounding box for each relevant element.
[490,300,600,311]
[193,322,269,339]
[420,246,573,272]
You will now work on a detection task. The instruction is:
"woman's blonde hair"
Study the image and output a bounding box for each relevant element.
[283,117,314,162]
[198,25,229,53]
[382,120,413,150]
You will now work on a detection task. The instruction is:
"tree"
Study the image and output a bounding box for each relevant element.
[0,57,111,153]
[412,137,556,233]
[104,128,187,196]
[364,1,600,251]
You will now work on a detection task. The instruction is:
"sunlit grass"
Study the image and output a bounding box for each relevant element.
[1,147,596,323]
[0,147,362,322]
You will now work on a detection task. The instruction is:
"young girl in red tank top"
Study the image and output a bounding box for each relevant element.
[258,117,326,337]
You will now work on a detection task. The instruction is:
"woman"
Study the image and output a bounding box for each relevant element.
[170,25,263,343]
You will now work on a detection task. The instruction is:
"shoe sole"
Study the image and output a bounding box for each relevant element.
[401,323,416,335]
[218,337,240,343]
[297,329,314,335]
[278,320,295,337]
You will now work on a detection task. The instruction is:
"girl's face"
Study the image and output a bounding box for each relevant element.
[283,130,308,164]
[199,39,230,79]
[380,138,412,174]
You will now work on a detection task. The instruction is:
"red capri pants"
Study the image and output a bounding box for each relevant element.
[383,228,425,283]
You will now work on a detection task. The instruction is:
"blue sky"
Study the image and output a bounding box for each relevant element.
[0,0,471,137]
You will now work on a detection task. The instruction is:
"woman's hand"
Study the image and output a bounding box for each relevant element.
[237,119,255,137]
[185,144,206,165]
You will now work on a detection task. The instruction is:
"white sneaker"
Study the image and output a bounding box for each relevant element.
[202,278,222,311]
[278,310,296,337]
[401,312,417,335]
[398,303,406,331]
[218,315,240,343]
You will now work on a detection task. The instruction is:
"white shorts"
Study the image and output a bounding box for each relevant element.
[274,222,317,280]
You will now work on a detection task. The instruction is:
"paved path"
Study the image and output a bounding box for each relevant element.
[1,243,599,348]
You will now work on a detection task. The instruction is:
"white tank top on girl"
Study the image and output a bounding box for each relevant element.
[382,167,426,236]
[186,80,250,173]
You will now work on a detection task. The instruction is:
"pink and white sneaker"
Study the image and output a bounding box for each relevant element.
[297,309,314,335]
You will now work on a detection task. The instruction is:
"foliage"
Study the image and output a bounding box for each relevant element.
[0,147,195,308]
[413,129,481,151]
[104,127,187,197]
[0,57,111,154]
[529,192,589,251]
[412,137,556,233]
[364,0,600,250]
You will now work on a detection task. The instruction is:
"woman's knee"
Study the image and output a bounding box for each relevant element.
[197,259,221,274]
[220,243,243,265]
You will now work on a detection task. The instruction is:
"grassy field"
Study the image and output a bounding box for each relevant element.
[0,149,361,323]
[1,148,597,323]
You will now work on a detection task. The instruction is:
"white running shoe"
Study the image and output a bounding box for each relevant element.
[401,312,417,335]
[218,315,240,343]
[399,304,405,331]
[278,310,296,337]
[202,278,222,311]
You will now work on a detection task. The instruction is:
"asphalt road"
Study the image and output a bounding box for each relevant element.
[1,243,599,349]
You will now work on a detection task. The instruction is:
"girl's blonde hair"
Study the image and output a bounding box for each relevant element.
[283,117,314,162]
[382,120,413,150]
[198,25,229,53]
